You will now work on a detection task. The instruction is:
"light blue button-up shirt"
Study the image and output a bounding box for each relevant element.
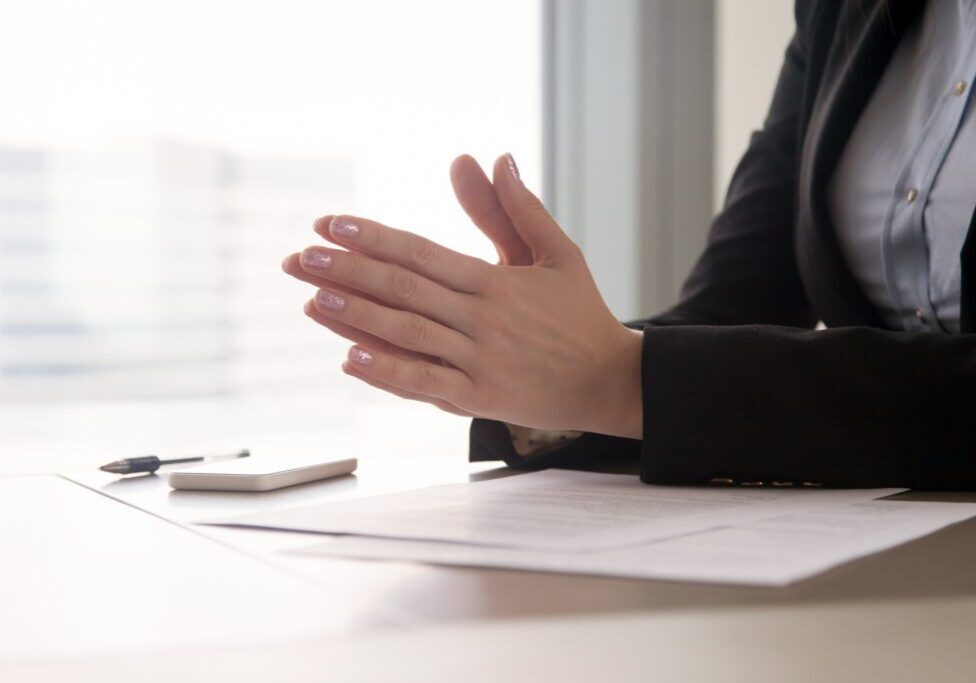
[829,0,976,334]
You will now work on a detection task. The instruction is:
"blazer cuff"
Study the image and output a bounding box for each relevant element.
[638,324,803,485]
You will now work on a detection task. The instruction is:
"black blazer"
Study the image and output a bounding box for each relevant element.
[471,0,976,489]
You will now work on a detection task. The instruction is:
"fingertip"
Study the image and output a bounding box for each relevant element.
[314,215,346,245]
[492,154,528,203]
[492,154,516,187]
[504,152,520,182]
[450,153,479,179]
[341,359,369,379]
[282,252,304,274]
[452,155,493,202]
[313,214,334,233]
[348,345,375,366]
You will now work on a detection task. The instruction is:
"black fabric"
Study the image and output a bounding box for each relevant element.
[470,0,976,489]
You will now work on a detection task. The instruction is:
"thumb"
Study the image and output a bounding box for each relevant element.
[492,153,575,264]
[449,154,532,266]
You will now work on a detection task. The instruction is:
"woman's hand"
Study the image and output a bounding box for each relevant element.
[282,154,643,439]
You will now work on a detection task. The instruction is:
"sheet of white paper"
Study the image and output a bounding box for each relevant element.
[292,500,976,586]
[209,470,904,551]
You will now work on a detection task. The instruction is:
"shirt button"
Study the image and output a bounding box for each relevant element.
[905,188,919,204]
[914,308,926,323]
[953,80,968,96]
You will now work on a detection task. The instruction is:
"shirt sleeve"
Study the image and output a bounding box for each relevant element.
[506,425,583,458]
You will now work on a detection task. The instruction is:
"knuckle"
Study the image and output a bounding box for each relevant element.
[468,391,490,415]
[458,381,489,413]
[399,314,430,347]
[467,262,494,292]
[365,225,382,250]
[340,254,361,282]
[515,193,547,219]
[452,294,479,326]
[565,240,585,262]
[488,311,514,342]
[388,270,419,303]
[482,269,514,299]
[526,194,549,214]
[383,356,402,382]
[343,299,367,325]
[409,238,437,267]
[414,365,438,393]
[480,305,504,332]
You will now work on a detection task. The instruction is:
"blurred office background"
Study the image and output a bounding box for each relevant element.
[0,0,791,469]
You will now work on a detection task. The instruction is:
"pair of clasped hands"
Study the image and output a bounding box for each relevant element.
[282,154,643,439]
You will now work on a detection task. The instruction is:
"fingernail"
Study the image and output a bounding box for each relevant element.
[505,153,520,181]
[301,249,332,269]
[315,290,345,311]
[331,217,360,239]
[348,346,373,365]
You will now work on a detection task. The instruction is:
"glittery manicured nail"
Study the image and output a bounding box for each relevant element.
[301,249,332,269]
[348,346,373,365]
[315,290,345,311]
[505,153,520,181]
[330,218,360,239]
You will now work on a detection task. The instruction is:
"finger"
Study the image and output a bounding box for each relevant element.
[310,289,474,367]
[492,153,575,264]
[285,252,413,314]
[284,252,342,291]
[310,214,339,246]
[342,361,473,417]
[450,154,532,266]
[296,247,475,334]
[289,252,474,362]
[313,214,491,293]
[343,344,471,405]
[302,300,441,364]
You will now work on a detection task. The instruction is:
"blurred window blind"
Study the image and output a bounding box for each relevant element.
[0,143,352,400]
[0,0,541,402]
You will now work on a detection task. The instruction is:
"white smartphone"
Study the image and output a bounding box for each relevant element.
[167,456,357,492]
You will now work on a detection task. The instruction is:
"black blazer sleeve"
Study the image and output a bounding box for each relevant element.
[471,3,976,489]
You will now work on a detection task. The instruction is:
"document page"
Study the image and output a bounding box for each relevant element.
[210,470,903,552]
[293,499,976,586]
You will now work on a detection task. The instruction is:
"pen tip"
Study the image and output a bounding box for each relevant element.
[100,463,126,474]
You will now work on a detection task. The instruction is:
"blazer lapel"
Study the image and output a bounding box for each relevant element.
[797,0,927,328]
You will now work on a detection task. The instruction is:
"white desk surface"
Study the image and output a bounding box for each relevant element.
[10,581,976,681]
[5,397,976,680]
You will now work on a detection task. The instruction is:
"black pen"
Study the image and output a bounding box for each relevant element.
[99,449,250,475]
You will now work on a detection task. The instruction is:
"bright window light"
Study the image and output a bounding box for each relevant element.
[0,0,542,401]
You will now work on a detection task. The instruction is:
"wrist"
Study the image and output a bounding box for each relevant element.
[586,325,644,439]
